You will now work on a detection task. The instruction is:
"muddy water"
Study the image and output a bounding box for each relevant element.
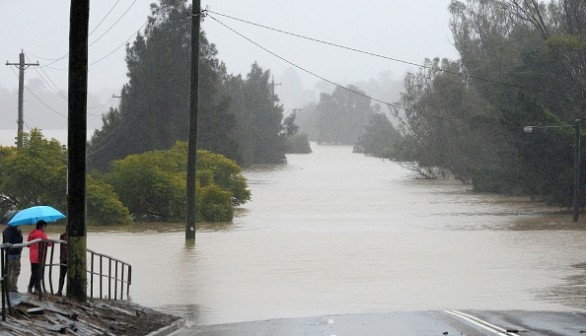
[23,144,586,325]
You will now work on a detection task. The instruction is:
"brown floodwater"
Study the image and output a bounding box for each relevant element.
[20,144,586,325]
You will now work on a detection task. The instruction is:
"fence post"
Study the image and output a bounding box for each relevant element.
[1,247,6,321]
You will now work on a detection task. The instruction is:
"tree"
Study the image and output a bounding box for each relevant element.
[280,111,311,154]
[281,111,299,137]
[102,142,250,222]
[0,129,131,225]
[356,112,402,158]
[383,0,586,209]
[86,176,132,225]
[87,0,238,171]
[391,58,492,181]
[237,63,287,164]
[316,85,375,145]
[294,102,320,141]
[0,129,67,210]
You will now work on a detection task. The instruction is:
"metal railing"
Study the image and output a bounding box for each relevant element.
[87,248,132,300]
[0,238,132,320]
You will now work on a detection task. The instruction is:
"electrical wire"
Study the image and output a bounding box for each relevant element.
[35,55,68,69]
[89,0,124,36]
[205,9,527,91]
[24,86,67,118]
[7,67,66,118]
[207,14,410,112]
[7,66,102,119]
[31,0,138,68]
[89,0,138,48]
[28,55,68,101]
[25,54,111,116]
[89,20,148,66]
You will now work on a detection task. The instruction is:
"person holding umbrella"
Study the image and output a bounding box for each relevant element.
[7,205,65,299]
[27,220,52,299]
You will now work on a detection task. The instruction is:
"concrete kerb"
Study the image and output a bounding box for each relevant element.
[146,319,187,336]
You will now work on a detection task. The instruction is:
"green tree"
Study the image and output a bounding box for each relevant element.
[281,111,311,154]
[281,111,299,137]
[0,129,67,211]
[385,0,586,209]
[356,112,402,158]
[0,129,130,225]
[87,176,132,225]
[103,142,250,222]
[316,85,375,145]
[88,0,238,171]
[240,63,287,164]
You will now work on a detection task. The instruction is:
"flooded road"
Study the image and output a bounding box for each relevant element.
[41,144,586,325]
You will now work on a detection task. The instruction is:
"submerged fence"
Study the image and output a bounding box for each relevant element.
[0,238,132,320]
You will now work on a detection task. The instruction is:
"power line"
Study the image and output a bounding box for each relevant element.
[33,54,68,69]
[206,14,410,112]
[24,86,67,118]
[28,55,68,101]
[31,0,139,68]
[89,0,138,48]
[89,0,124,36]
[205,9,527,91]
[8,66,102,120]
[89,20,148,66]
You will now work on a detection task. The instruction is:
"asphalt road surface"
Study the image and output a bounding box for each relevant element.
[169,310,586,336]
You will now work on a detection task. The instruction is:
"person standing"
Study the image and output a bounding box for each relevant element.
[56,230,67,296]
[2,225,23,292]
[27,220,51,299]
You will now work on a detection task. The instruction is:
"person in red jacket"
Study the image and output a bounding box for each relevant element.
[27,220,51,299]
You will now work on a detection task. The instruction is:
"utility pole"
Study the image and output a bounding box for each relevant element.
[271,76,281,106]
[5,51,39,148]
[186,0,201,240]
[67,0,89,302]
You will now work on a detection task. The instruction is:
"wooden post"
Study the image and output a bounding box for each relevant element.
[67,0,90,302]
[186,0,201,240]
[5,51,39,148]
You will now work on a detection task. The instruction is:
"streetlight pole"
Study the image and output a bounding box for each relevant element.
[524,119,581,222]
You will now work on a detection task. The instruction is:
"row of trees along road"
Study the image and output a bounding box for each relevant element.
[87,0,310,171]
[357,0,586,210]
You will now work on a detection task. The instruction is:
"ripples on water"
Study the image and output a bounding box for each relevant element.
[17,144,586,325]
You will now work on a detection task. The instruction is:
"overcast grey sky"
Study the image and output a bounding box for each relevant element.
[0,0,459,130]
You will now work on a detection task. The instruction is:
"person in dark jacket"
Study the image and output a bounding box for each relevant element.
[2,225,23,292]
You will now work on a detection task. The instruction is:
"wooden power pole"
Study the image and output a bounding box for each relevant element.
[67,0,89,302]
[271,76,281,106]
[5,51,39,148]
[186,0,201,240]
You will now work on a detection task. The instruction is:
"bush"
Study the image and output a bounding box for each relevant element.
[285,133,312,154]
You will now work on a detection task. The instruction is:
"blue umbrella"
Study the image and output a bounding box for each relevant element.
[8,206,65,226]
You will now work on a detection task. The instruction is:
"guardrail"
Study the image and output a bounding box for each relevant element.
[0,238,132,320]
